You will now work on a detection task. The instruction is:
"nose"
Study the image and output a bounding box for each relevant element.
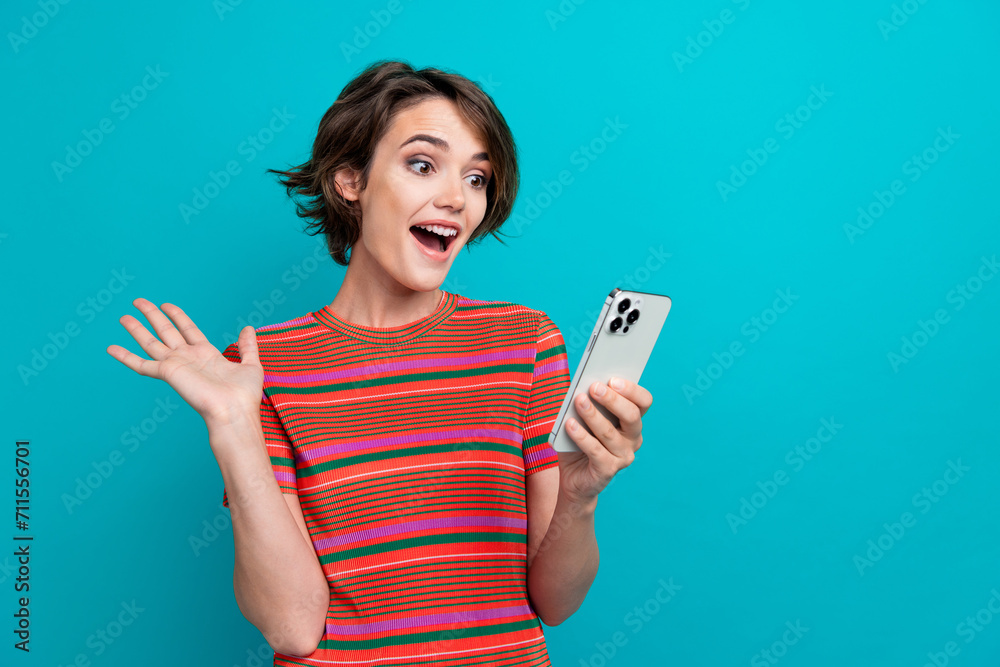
[434,173,465,212]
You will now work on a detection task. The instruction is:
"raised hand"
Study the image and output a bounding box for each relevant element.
[106,298,263,425]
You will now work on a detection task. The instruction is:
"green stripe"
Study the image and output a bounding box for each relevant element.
[298,442,521,478]
[333,557,525,585]
[280,396,527,438]
[275,364,533,396]
[523,432,552,449]
[321,499,527,534]
[319,532,525,564]
[333,594,528,618]
[344,584,527,605]
[343,571,524,597]
[318,618,540,651]
[304,470,522,513]
[536,341,566,362]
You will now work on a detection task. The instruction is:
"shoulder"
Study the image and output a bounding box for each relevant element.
[452,294,558,335]
[219,310,326,364]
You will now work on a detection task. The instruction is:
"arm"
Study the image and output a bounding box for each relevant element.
[106,300,328,655]
[210,410,329,657]
[526,465,599,626]
[525,376,653,626]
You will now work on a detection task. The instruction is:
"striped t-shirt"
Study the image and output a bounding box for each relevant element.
[219,290,571,666]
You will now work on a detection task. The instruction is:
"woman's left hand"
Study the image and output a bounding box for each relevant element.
[557,377,653,506]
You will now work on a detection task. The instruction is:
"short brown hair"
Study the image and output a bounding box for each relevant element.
[267,60,519,266]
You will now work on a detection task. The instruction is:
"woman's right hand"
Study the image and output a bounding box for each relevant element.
[106,298,264,425]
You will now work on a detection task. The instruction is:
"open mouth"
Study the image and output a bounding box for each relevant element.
[410,225,456,254]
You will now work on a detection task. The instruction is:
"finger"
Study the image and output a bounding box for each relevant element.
[564,415,616,476]
[574,393,631,460]
[132,298,186,349]
[118,312,171,361]
[236,325,259,367]
[607,377,653,417]
[106,343,162,378]
[588,381,642,440]
[161,303,210,346]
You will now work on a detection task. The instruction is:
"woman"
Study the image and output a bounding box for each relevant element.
[106,60,653,666]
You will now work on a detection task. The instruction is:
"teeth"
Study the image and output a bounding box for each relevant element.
[414,224,457,237]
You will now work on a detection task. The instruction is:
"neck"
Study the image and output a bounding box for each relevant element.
[328,251,443,328]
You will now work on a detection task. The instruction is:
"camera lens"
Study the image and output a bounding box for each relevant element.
[626,309,640,325]
[617,298,630,314]
[610,317,622,332]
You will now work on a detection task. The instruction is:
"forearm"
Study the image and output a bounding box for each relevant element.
[526,491,600,626]
[208,411,328,656]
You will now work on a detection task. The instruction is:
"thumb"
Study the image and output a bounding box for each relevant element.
[237,325,260,367]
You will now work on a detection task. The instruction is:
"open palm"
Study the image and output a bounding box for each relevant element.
[106,298,263,424]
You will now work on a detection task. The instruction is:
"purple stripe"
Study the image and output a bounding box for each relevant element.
[312,515,526,551]
[525,442,556,466]
[259,315,314,331]
[274,471,296,483]
[298,426,521,462]
[534,358,568,378]
[325,604,532,636]
[262,348,534,385]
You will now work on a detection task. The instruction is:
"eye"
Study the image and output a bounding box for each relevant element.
[408,159,433,175]
[467,174,488,190]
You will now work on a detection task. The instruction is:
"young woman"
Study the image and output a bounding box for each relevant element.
[107,60,653,666]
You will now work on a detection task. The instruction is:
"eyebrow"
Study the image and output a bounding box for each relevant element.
[399,134,489,163]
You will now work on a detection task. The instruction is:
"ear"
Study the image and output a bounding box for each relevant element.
[332,167,361,203]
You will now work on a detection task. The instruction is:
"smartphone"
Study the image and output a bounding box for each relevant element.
[548,288,672,453]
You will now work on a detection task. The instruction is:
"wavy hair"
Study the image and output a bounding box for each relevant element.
[267,60,519,266]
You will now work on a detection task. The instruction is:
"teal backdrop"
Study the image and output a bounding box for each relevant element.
[4,1,1000,665]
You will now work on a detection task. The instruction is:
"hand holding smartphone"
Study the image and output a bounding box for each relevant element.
[548,288,672,453]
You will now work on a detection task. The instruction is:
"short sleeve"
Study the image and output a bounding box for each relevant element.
[522,312,571,476]
[220,340,298,508]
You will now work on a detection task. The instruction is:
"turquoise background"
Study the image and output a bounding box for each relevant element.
[4,0,999,665]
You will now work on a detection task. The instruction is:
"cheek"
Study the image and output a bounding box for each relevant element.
[472,196,490,227]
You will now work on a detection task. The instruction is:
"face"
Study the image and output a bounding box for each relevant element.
[335,97,493,294]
